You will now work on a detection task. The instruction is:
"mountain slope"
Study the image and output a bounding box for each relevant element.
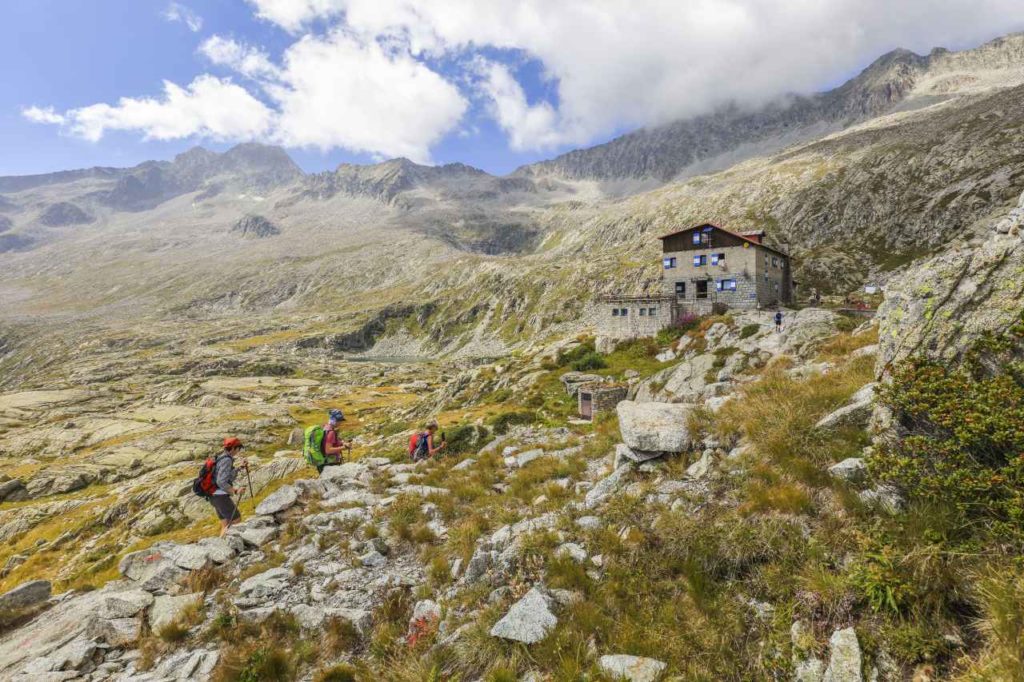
[517,33,1024,184]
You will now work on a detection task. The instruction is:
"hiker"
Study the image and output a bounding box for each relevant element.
[211,437,246,536]
[322,408,352,469]
[409,421,446,462]
[774,310,784,333]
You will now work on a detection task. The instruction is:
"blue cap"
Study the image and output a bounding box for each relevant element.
[329,409,345,422]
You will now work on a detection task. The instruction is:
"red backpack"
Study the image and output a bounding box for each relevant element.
[192,455,222,497]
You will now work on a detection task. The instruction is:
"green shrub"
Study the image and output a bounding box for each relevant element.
[655,313,702,346]
[443,424,488,455]
[488,410,538,435]
[868,353,1024,542]
[313,664,357,682]
[615,337,659,359]
[557,339,596,367]
[739,324,760,339]
[570,352,607,371]
[237,646,293,682]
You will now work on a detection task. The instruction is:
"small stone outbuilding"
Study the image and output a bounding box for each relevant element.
[578,382,627,420]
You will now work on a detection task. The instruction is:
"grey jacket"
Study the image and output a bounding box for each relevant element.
[213,452,237,493]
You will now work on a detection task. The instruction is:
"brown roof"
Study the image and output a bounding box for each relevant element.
[657,222,789,257]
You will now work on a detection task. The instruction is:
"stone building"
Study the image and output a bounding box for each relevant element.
[599,223,793,339]
[578,382,627,420]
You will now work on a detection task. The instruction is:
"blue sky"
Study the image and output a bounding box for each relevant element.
[2,1,1022,178]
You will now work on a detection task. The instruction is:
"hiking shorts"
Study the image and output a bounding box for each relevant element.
[209,494,241,522]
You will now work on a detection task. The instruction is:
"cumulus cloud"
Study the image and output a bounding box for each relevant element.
[199,36,281,81]
[246,0,347,32]
[162,2,203,32]
[248,0,1024,151]
[28,76,274,143]
[267,31,467,160]
[22,106,66,125]
[25,0,1024,162]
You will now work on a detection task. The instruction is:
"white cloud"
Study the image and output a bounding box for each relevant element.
[22,106,66,125]
[162,2,203,32]
[199,36,281,81]
[28,76,275,143]
[256,0,1024,151]
[27,0,1024,162]
[246,0,347,32]
[269,30,467,161]
[480,61,576,151]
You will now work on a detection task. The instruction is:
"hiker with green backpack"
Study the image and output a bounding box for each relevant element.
[303,408,352,474]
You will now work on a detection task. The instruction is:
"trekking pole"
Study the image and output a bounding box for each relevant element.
[243,462,255,502]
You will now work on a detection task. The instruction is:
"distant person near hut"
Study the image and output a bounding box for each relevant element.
[774,310,784,333]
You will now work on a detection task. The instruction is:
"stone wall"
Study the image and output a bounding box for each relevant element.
[599,297,674,340]
[579,383,627,419]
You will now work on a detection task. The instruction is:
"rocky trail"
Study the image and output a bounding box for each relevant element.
[0,298,888,681]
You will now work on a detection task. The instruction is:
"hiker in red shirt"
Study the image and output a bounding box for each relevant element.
[323,408,351,466]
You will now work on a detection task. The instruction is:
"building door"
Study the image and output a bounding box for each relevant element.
[675,281,686,298]
[579,392,593,420]
[696,280,709,299]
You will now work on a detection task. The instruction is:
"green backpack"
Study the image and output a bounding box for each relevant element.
[303,425,327,468]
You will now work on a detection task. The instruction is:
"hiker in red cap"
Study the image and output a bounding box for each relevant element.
[209,437,246,536]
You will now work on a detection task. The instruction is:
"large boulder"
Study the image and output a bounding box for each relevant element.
[149,593,203,633]
[877,193,1024,374]
[99,589,153,619]
[634,354,715,403]
[119,547,187,593]
[0,579,51,611]
[254,484,299,515]
[598,654,668,682]
[823,627,863,682]
[584,464,633,509]
[616,401,692,454]
[816,384,876,431]
[489,587,557,644]
[828,458,867,484]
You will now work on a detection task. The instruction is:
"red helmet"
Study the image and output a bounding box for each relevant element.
[223,437,243,450]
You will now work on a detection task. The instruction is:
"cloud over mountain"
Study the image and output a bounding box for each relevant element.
[21,0,1024,162]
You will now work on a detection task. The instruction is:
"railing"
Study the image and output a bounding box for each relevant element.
[596,294,676,303]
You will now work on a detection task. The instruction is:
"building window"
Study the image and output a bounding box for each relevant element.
[764,273,769,282]
[692,232,701,245]
[612,308,619,317]
[621,308,628,316]
[639,308,646,316]
[675,281,686,297]
[663,256,677,269]
[693,254,707,266]
[711,253,726,266]
[716,279,737,291]
[771,256,778,268]
[648,307,657,316]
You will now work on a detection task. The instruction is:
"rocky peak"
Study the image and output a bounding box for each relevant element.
[517,33,1023,183]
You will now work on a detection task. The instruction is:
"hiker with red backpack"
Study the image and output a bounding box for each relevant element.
[408,421,446,462]
[193,437,247,536]
[303,409,352,474]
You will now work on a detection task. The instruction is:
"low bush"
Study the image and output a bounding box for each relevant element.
[313,664,358,682]
[443,424,488,455]
[487,410,537,435]
[869,352,1024,543]
[556,339,596,367]
[569,351,607,371]
[739,324,760,339]
[655,313,701,345]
